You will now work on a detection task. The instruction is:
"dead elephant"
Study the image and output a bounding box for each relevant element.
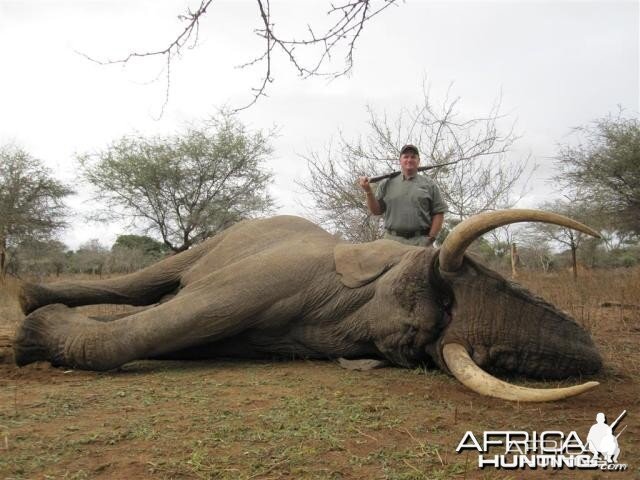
[13,210,602,402]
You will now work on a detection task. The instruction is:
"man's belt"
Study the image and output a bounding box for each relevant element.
[386,228,429,239]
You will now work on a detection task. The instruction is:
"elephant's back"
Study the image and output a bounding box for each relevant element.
[180,216,338,285]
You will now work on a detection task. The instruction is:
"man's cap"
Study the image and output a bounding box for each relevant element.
[400,144,419,156]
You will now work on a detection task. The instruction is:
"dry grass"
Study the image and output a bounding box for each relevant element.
[0,276,22,333]
[515,267,640,313]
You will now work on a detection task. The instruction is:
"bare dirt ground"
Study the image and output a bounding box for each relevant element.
[0,270,639,480]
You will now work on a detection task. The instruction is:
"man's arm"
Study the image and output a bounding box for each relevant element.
[427,213,444,245]
[427,181,447,245]
[358,177,384,215]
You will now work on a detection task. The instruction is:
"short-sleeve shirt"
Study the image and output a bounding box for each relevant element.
[375,174,447,233]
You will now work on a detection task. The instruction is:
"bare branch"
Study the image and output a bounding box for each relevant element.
[297,83,532,241]
[78,0,399,114]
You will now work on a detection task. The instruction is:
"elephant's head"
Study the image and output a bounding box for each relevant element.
[337,209,602,401]
[427,210,602,401]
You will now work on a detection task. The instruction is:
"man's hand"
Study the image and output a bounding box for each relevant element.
[358,176,373,194]
[359,176,383,215]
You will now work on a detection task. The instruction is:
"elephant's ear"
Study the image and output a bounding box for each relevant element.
[334,240,412,288]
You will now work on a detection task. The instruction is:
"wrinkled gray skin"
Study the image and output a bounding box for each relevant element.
[14,216,601,380]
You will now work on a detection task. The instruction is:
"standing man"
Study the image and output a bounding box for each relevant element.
[358,144,447,247]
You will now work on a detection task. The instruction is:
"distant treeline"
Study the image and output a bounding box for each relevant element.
[7,230,640,281]
[6,235,171,278]
[468,236,640,274]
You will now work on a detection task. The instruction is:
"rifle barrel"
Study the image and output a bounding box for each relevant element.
[367,160,458,183]
[368,171,400,183]
[610,410,627,430]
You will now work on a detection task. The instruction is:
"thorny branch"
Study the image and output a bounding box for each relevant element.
[79,0,399,115]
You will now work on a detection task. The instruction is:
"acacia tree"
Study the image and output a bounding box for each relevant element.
[84,0,399,112]
[69,239,109,276]
[555,112,640,236]
[112,234,170,257]
[525,194,596,280]
[8,239,68,278]
[78,113,274,252]
[517,239,554,273]
[298,87,531,242]
[108,235,170,273]
[0,146,72,278]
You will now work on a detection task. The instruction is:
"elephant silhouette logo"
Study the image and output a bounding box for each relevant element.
[586,410,627,463]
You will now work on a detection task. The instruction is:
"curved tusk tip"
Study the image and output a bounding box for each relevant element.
[443,343,603,402]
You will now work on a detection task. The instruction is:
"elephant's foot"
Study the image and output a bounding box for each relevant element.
[15,304,128,371]
[14,304,81,367]
[18,281,54,315]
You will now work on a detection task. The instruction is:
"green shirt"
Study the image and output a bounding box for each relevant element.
[375,174,447,233]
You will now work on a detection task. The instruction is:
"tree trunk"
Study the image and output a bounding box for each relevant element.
[571,245,578,281]
[510,242,518,278]
[0,237,6,280]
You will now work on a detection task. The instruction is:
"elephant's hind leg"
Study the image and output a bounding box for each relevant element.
[18,243,208,315]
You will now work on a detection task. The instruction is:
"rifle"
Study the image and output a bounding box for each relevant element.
[610,410,627,431]
[368,160,460,183]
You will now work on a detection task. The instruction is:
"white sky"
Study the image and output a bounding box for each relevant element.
[0,0,638,249]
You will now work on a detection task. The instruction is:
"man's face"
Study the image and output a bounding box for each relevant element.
[400,152,420,175]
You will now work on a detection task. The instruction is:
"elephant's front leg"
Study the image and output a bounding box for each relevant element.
[13,304,93,367]
[14,293,260,370]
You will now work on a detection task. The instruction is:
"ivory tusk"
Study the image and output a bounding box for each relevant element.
[439,209,601,273]
[442,343,599,402]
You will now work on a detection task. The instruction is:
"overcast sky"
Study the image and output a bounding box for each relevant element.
[0,0,638,249]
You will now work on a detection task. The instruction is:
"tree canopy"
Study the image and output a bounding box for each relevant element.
[6,239,68,278]
[0,145,72,276]
[555,113,640,235]
[112,234,170,257]
[78,112,275,252]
